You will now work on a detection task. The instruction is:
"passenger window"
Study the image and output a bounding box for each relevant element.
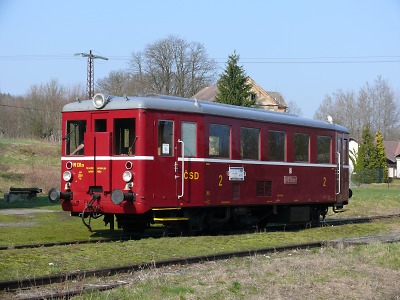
[209,124,230,158]
[294,133,309,162]
[114,118,136,155]
[181,122,197,157]
[158,120,173,156]
[66,120,86,155]
[317,136,331,163]
[241,127,260,160]
[268,130,286,161]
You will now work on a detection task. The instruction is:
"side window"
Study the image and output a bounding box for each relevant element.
[66,120,86,155]
[241,127,260,160]
[158,120,173,156]
[294,133,309,162]
[209,124,230,158]
[114,118,136,155]
[317,136,331,163]
[337,138,342,164]
[268,130,286,161]
[343,138,348,165]
[181,122,197,157]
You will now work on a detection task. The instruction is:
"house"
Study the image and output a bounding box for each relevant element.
[349,138,358,175]
[192,77,288,113]
[383,140,400,178]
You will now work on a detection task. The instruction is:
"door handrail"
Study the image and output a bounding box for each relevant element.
[178,139,184,199]
[336,151,341,195]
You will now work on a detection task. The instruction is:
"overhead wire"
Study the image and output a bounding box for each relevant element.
[0,54,399,64]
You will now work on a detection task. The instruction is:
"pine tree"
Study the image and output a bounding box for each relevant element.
[355,126,376,183]
[215,51,255,107]
[375,131,388,182]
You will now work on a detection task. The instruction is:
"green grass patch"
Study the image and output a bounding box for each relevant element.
[1,185,400,281]
[0,219,399,281]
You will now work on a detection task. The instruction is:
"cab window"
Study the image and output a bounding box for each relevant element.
[65,120,86,155]
[114,118,136,155]
[158,120,173,156]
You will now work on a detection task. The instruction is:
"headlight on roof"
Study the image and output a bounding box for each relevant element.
[123,171,133,183]
[63,171,72,182]
[93,93,108,109]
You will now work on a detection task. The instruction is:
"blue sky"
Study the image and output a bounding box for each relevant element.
[1,0,399,118]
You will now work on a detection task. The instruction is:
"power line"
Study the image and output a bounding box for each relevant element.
[0,54,400,64]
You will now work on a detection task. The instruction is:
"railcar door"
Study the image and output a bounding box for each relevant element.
[335,133,349,203]
[154,114,201,207]
[84,113,112,192]
[154,117,180,206]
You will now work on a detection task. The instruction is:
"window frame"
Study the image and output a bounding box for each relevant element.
[240,127,260,160]
[268,130,286,161]
[181,121,197,157]
[294,133,310,162]
[209,124,231,158]
[158,120,174,156]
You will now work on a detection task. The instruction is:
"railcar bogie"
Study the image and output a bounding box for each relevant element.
[49,93,352,234]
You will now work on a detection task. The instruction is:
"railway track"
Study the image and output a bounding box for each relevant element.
[1,213,400,252]
[2,232,400,299]
[1,214,399,298]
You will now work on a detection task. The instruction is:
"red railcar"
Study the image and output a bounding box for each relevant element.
[49,93,352,232]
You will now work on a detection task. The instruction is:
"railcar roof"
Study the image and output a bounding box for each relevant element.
[62,94,349,133]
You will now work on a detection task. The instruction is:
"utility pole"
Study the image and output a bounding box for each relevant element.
[75,50,108,99]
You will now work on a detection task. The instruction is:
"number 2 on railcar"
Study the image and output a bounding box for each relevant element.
[49,93,352,233]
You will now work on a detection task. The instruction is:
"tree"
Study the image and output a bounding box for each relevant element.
[314,76,400,140]
[354,126,388,184]
[215,51,255,107]
[375,131,388,182]
[286,100,303,116]
[97,70,133,96]
[355,126,376,183]
[24,79,67,140]
[127,35,217,97]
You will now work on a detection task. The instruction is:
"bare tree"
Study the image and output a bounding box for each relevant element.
[97,70,133,96]
[129,35,217,97]
[285,100,303,116]
[314,76,400,140]
[24,79,69,141]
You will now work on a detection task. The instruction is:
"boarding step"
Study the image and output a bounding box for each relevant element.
[152,207,189,222]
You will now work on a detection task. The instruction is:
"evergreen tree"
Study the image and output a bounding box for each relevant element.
[355,126,376,183]
[375,131,388,182]
[215,51,255,107]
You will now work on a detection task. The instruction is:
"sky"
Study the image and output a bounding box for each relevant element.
[0,0,399,118]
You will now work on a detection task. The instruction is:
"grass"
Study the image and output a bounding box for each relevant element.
[71,243,400,300]
[0,213,399,281]
[0,138,60,197]
[0,185,400,281]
